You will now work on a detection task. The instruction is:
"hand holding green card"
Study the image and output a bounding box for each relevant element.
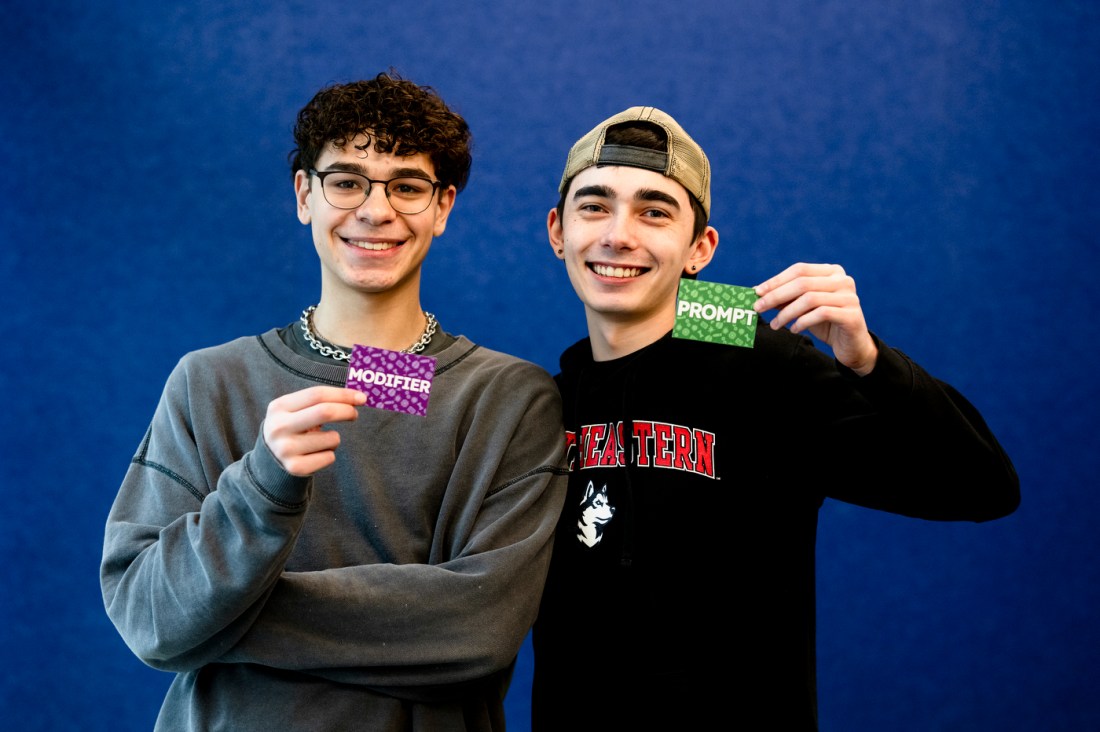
[673,278,760,348]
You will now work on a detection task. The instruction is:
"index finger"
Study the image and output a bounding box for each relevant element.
[271,385,367,413]
[754,262,839,296]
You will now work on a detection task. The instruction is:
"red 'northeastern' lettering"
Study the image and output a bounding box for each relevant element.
[566,421,716,479]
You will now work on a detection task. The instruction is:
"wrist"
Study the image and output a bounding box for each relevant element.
[844,337,879,377]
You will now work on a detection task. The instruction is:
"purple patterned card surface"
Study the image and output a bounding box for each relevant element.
[345,345,438,417]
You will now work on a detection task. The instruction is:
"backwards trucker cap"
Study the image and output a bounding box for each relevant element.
[558,106,711,219]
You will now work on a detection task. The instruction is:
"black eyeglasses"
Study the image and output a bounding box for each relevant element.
[309,169,443,214]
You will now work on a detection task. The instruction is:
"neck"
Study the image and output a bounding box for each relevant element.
[585,308,674,361]
[312,287,429,352]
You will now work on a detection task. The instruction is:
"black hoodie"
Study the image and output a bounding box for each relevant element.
[532,324,1018,731]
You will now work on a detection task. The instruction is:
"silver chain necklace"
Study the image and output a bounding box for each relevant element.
[299,305,437,361]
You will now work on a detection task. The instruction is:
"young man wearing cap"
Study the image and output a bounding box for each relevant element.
[531,107,1019,730]
[100,72,568,731]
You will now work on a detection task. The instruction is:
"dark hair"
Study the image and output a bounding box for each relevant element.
[290,71,472,192]
[556,121,708,240]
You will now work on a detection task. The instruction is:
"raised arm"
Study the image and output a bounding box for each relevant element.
[825,337,1020,520]
[754,263,1019,521]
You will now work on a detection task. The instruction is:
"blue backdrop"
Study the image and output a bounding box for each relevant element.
[2,1,1097,730]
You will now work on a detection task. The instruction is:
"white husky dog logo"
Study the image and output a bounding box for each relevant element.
[576,481,615,547]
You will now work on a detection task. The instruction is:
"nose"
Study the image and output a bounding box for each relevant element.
[355,181,396,223]
[601,210,638,251]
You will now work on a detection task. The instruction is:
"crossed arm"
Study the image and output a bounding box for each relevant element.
[101,357,567,690]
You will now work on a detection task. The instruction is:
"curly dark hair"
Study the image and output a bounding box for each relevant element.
[290,71,472,192]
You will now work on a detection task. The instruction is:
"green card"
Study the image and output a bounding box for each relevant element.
[673,279,759,348]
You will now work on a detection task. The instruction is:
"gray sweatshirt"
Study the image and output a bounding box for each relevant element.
[101,328,568,731]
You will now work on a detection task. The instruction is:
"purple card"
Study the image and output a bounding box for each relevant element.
[345,345,437,417]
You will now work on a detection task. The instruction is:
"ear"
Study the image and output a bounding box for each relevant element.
[547,207,565,259]
[432,185,458,237]
[294,169,312,225]
[684,225,719,275]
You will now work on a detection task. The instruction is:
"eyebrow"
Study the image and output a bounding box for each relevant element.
[322,161,433,179]
[572,184,681,211]
[573,184,615,200]
[635,188,681,210]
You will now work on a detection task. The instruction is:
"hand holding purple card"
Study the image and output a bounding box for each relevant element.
[345,345,437,417]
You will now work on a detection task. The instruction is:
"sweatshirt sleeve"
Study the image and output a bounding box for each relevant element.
[813,334,1020,521]
[100,355,312,671]
[215,360,570,692]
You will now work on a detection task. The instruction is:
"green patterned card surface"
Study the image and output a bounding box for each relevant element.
[673,279,759,348]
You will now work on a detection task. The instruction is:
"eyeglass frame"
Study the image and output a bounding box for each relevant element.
[308,168,444,214]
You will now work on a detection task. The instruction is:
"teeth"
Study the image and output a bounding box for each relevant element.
[348,240,397,251]
[593,264,642,278]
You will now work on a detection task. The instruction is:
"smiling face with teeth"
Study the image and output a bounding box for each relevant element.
[295,133,456,306]
[548,164,718,359]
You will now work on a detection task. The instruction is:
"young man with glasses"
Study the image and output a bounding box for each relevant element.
[531,107,1019,730]
[101,72,567,731]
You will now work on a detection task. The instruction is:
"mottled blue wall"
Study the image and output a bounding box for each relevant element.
[2,1,1096,730]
